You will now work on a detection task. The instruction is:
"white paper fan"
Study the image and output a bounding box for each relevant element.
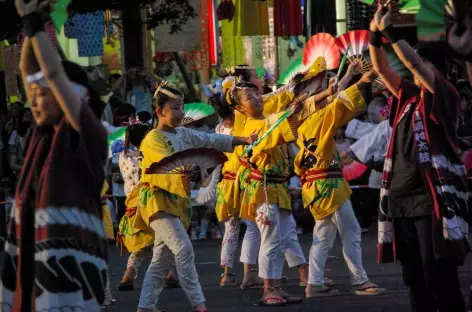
[195,165,222,204]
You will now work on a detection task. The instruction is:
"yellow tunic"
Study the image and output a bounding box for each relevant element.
[135,127,233,230]
[294,84,367,220]
[215,88,296,221]
[239,111,297,222]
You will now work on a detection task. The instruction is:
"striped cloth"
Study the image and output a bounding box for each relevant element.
[0,104,108,311]
[378,77,469,265]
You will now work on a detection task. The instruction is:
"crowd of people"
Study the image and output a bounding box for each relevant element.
[1,0,472,312]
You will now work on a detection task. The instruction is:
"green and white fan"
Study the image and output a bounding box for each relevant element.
[182,103,215,126]
[278,57,308,85]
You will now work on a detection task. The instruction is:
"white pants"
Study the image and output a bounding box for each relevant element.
[138,215,205,309]
[256,205,306,279]
[240,220,261,265]
[308,200,368,286]
[220,217,241,267]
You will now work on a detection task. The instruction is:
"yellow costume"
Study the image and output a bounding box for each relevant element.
[134,127,234,230]
[215,88,295,222]
[294,84,366,220]
[238,111,297,222]
[101,182,115,240]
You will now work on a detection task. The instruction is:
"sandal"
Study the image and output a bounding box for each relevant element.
[305,285,340,298]
[277,288,303,304]
[220,273,237,287]
[352,281,386,296]
[259,288,287,307]
[118,280,134,291]
[240,269,263,290]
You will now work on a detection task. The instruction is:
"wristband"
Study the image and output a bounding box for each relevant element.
[382,25,401,44]
[22,12,45,38]
[369,30,383,48]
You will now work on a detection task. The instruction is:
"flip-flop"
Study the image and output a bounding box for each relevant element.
[220,273,237,287]
[240,280,263,289]
[306,285,340,298]
[259,296,287,307]
[279,290,303,304]
[353,281,386,296]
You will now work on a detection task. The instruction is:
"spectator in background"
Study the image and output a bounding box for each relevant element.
[125,68,155,115]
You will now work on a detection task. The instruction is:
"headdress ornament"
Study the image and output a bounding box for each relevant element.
[153,80,182,100]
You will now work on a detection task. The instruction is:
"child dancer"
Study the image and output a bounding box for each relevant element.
[135,82,255,312]
[226,74,317,306]
[217,66,310,289]
[294,64,386,297]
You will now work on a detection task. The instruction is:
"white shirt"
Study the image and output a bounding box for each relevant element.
[156,127,234,153]
[349,120,392,189]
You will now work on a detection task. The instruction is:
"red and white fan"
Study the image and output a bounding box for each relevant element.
[303,33,341,70]
[335,30,372,71]
[342,159,368,181]
[196,165,222,204]
[145,148,228,175]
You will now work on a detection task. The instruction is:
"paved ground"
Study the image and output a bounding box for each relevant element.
[104,230,472,312]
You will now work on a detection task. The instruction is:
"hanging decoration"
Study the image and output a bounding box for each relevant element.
[64,11,105,57]
[273,0,303,37]
[50,0,72,33]
[234,0,270,36]
[207,0,218,66]
[216,0,235,22]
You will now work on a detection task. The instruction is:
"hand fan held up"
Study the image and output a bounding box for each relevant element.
[303,33,341,70]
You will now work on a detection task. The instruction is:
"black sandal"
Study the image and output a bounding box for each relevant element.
[118,280,134,291]
[220,273,236,287]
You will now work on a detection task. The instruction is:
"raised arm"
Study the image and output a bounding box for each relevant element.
[369,4,401,98]
[19,37,39,100]
[16,0,83,131]
[378,5,434,94]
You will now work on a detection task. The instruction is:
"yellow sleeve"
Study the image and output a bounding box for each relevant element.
[251,113,297,156]
[262,89,294,115]
[335,84,367,126]
[140,131,187,197]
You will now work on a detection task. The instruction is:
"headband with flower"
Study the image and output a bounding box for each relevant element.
[153,80,183,100]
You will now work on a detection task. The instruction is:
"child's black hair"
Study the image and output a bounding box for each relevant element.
[225,81,259,107]
[232,65,256,82]
[153,85,184,110]
[125,123,151,149]
[209,94,233,120]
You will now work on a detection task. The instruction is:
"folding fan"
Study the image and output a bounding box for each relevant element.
[145,148,228,175]
[342,160,369,181]
[108,127,127,148]
[303,33,341,70]
[182,103,215,126]
[416,0,448,40]
[336,30,370,64]
[196,165,222,204]
[278,57,308,85]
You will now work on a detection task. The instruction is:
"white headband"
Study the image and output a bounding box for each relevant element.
[26,71,88,99]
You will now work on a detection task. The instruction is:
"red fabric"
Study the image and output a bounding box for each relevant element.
[273,0,303,36]
[464,150,472,173]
